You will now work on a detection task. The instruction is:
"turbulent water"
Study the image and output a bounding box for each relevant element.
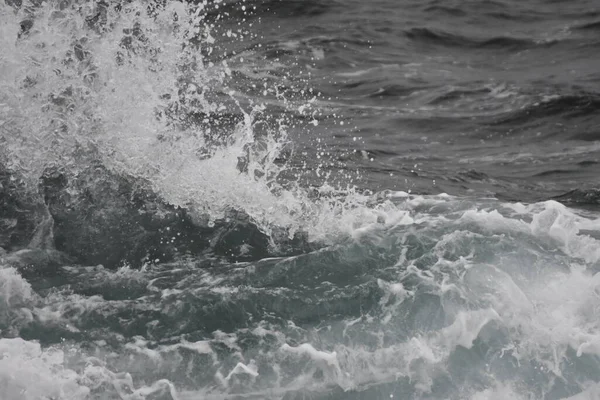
[1,0,600,399]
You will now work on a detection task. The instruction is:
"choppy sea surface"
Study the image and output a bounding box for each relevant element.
[1,0,600,399]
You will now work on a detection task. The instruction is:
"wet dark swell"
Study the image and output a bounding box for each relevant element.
[0,161,316,275]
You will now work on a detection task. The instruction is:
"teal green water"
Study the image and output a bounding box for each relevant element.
[1,1,600,399]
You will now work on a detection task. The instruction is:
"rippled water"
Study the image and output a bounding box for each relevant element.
[1,0,600,399]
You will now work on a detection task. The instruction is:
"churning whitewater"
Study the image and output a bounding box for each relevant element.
[1,0,600,399]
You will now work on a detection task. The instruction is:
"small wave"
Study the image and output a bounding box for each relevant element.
[578,160,599,167]
[483,11,544,22]
[422,5,468,17]
[256,0,340,18]
[553,189,600,206]
[403,27,549,50]
[427,87,494,105]
[488,92,600,128]
[366,84,428,98]
[570,131,600,141]
[457,170,491,182]
[572,21,600,31]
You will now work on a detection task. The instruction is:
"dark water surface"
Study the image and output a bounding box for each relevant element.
[238,0,600,200]
[1,0,600,399]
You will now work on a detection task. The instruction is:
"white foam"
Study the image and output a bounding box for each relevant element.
[563,383,600,400]
[440,308,500,350]
[280,343,339,368]
[469,383,526,400]
[223,361,259,381]
[0,266,36,309]
[530,201,600,263]
[3,4,600,398]
[0,338,89,400]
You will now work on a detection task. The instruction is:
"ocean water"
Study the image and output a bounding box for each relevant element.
[1,0,600,399]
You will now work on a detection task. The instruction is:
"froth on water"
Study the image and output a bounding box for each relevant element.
[1,1,600,400]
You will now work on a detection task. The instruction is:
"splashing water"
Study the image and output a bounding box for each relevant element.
[0,0,326,233]
[2,1,600,400]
